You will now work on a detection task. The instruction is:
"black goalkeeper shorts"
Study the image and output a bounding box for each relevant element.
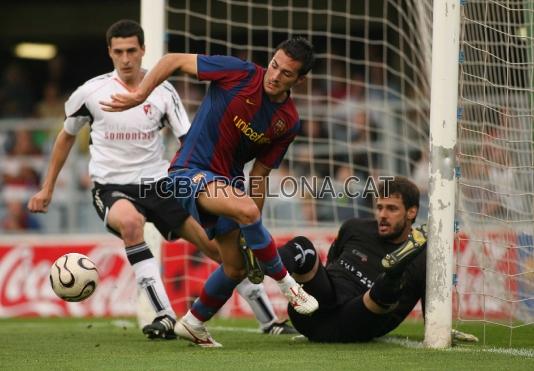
[287,265,390,343]
[91,180,190,241]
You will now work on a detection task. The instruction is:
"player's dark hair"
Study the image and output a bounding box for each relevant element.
[275,36,315,76]
[378,176,420,221]
[106,20,144,47]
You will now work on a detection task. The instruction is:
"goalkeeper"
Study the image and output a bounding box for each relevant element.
[277,176,427,342]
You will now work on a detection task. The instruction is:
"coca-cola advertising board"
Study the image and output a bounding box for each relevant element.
[0,239,137,317]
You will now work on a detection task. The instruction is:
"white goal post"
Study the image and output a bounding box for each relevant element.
[424,0,461,349]
[137,0,166,328]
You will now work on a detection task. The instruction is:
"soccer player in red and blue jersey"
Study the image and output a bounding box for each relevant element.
[102,36,318,347]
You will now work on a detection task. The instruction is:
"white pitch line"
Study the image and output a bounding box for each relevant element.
[450,346,534,358]
[210,325,260,333]
[378,337,425,349]
[378,336,534,358]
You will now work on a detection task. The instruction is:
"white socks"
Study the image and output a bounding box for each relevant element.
[131,256,175,319]
[277,273,298,293]
[183,310,204,326]
[236,279,278,330]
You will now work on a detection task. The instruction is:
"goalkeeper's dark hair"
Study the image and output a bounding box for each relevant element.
[106,20,144,47]
[378,176,420,222]
[275,36,315,76]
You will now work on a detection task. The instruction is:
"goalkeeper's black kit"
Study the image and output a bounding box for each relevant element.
[285,218,426,342]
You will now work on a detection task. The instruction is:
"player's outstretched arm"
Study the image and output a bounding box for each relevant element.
[100,53,198,112]
[28,129,76,213]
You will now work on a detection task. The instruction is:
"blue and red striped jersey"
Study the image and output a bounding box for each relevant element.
[170,55,301,179]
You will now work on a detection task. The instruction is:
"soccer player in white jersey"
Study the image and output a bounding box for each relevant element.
[28,19,296,338]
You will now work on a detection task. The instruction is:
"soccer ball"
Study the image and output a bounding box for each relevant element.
[49,253,99,302]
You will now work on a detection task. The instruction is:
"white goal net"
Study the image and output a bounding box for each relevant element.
[456,0,534,345]
[158,0,433,320]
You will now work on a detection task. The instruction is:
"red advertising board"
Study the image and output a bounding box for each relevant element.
[453,230,528,321]
[1,229,529,321]
[0,241,137,317]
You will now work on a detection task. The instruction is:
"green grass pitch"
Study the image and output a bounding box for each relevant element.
[0,317,532,370]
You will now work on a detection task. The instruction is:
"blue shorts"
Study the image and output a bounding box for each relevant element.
[167,167,241,239]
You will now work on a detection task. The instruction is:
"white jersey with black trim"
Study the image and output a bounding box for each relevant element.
[64,70,190,185]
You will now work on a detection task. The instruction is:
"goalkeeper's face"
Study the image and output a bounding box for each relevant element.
[375,194,417,243]
[108,36,145,84]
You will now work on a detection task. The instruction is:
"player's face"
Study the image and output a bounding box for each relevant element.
[264,49,306,102]
[108,36,145,84]
[375,194,417,243]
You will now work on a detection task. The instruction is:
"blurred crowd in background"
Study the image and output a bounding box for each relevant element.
[0,56,76,233]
